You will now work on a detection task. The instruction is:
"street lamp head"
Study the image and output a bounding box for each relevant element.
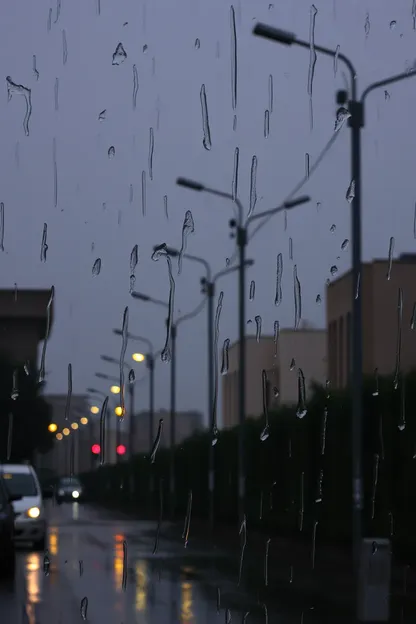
[284,195,311,209]
[131,291,150,302]
[132,352,145,362]
[110,385,121,394]
[252,23,296,45]
[161,245,180,257]
[90,405,100,414]
[48,423,58,433]
[176,177,205,191]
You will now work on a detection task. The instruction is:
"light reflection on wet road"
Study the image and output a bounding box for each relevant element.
[0,502,281,623]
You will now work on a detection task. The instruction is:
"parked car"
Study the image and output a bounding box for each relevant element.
[0,472,21,577]
[0,463,52,551]
[56,476,84,504]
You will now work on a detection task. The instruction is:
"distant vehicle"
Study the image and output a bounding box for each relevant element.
[0,471,22,577]
[56,476,83,504]
[0,463,52,551]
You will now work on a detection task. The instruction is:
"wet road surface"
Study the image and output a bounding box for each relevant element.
[0,501,294,623]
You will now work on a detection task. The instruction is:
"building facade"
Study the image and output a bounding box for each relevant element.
[222,328,327,429]
[326,253,416,387]
[134,409,204,453]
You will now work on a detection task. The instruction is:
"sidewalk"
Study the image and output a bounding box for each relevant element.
[162,518,416,620]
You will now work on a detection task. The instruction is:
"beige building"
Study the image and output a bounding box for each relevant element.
[222,328,327,428]
[326,253,416,388]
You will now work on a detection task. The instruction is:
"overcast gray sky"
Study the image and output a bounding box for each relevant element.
[1,0,415,425]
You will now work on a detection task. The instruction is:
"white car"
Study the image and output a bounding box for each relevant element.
[0,463,48,551]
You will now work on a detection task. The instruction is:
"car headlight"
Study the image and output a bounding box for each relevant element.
[27,507,40,519]
[72,490,80,499]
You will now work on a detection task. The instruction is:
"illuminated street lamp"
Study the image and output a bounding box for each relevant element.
[71,422,79,430]
[90,405,100,414]
[80,417,88,425]
[56,433,63,441]
[132,352,145,363]
[62,428,70,436]
[114,406,124,417]
[110,385,120,394]
[48,423,58,433]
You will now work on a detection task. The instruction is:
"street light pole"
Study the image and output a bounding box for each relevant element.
[170,321,177,519]
[176,177,309,523]
[253,21,416,622]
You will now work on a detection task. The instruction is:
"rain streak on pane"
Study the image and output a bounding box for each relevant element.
[200,84,212,150]
[54,78,59,112]
[221,338,230,375]
[52,138,58,208]
[0,202,4,251]
[260,369,270,441]
[255,315,262,342]
[141,171,147,216]
[232,147,239,201]
[132,65,139,109]
[268,74,273,112]
[249,280,255,301]
[108,146,115,159]
[264,110,270,138]
[334,44,340,76]
[230,5,237,110]
[194,38,200,49]
[47,8,52,32]
[178,210,195,275]
[98,109,106,122]
[92,258,102,276]
[248,155,258,218]
[62,29,68,65]
[163,195,168,220]
[387,236,395,280]
[293,265,302,330]
[129,244,138,292]
[148,128,154,180]
[305,153,310,178]
[151,244,175,362]
[40,223,48,262]
[6,76,32,137]
[346,179,355,203]
[112,42,127,65]
[274,253,283,306]
[307,4,318,130]
[33,55,39,81]
[211,291,224,444]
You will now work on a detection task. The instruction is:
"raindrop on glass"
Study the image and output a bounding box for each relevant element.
[112,42,127,65]
[316,294,322,304]
[330,224,336,233]
[255,315,262,342]
[128,369,135,383]
[221,339,230,375]
[264,110,270,138]
[194,38,200,49]
[98,109,106,122]
[92,258,101,276]
[389,20,397,30]
[200,84,212,150]
[80,597,88,621]
[341,239,349,251]
[346,180,355,203]
[334,106,350,131]
[108,146,115,158]
[330,265,338,276]
[290,358,295,371]
[249,280,255,301]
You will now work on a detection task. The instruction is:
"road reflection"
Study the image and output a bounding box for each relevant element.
[113,533,125,592]
[135,559,147,612]
[181,581,194,622]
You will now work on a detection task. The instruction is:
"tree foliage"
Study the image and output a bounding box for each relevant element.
[81,370,416,558]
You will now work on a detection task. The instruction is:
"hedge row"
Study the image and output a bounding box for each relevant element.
[80,371,416,557]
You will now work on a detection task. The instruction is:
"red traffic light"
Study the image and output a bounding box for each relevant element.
[91,444,100,455]
[116,444,126,455]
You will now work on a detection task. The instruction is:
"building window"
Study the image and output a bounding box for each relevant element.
[332,319,338,387]
[339,316,344,388]
[346,312,351,383]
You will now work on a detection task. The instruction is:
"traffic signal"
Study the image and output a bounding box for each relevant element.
[91,444,100,455]
[116,444,126,456]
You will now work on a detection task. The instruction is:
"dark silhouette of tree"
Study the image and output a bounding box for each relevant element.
[0,357,53,462]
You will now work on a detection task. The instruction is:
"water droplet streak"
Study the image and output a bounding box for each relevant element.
[200,84,212,150]
[178,211,195,275]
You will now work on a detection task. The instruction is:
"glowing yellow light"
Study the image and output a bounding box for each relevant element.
[62,428,70,436]
[132,352,145,363]
[48,423,58,433]
[135,560,148,612]
[90,405,100,414]
[71,422,79,430]
[114,406,125,417]
[27,507,40,519]
[56,433,63,441]
[110,385,121,394]
[80,417,88,425]
[181,581,193,621]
